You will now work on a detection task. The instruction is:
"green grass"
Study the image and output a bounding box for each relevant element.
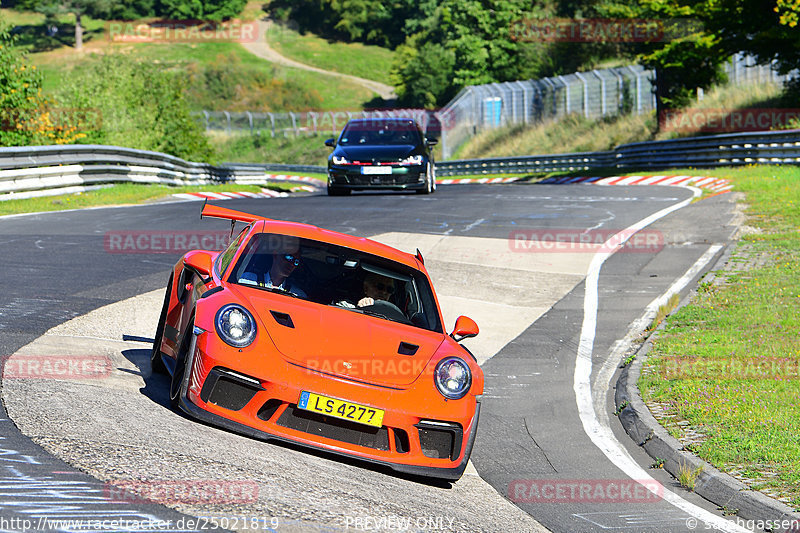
[637,165,800,508]
[213,132,334,165]
[0,182,312,216]
[2,8,376,111]
[264,21,395,86]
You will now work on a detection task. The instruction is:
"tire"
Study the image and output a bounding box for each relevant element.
[327,185,351,196]
[150,277,172,375]
[416,163,434,194]
[169,315,195,410]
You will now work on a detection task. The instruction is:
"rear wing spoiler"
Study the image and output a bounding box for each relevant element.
[200,202,268,225]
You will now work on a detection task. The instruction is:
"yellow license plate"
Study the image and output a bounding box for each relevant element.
[298,391,385,428]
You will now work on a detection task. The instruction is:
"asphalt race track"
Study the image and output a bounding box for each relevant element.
[0,182,748,532]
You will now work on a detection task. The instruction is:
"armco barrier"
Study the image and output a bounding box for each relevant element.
[2,129,800,198]
[436,129,800,176]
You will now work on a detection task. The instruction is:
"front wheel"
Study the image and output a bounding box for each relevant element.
[169,315,195,409]
[416,163,435,194]
[150,277,172,375]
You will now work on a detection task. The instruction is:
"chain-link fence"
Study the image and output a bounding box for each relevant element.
[198,109,438,138]
[197,55,797,160]
[434,65,656,159]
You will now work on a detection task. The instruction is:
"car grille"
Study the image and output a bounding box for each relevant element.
[276,405,391,451]
[331,172,421,186]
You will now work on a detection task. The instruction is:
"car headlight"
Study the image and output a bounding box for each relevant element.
[434,357,472,399]
[332,155,350,165]
[215,304,256,348]
[400,155,423,165]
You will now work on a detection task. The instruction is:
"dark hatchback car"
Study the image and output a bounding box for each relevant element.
[325,118,437,196]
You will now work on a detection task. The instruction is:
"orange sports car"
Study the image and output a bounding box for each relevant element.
[151,204,483,480]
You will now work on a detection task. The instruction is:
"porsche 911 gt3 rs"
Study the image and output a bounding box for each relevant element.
[152,204,482,480]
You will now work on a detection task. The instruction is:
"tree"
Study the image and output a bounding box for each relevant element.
[703,0,800,77]
[595,0,729,118]
[17,0,117,50]
[391,38,456,109]
[159,0,248,22]
[0,21,86,145]
[391,0,551,107]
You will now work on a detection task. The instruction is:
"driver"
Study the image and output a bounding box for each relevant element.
[240,235,307,298]
[337,272,394,309]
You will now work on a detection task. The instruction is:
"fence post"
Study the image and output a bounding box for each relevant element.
[246,112,253,135]
[557,76,571,115]
[626,66,642,114]
[203,110,210,131]
[574,72,590,119]
[290,112,297,136]
[224,111,231,134]
[268,113,275,138]
[592,70,607,116]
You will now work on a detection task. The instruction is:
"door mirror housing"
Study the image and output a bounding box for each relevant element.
[183,250,213,278]
[450,315,479,342]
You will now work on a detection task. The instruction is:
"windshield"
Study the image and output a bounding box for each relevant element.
[338,120,423,146]
[229,233,442,333]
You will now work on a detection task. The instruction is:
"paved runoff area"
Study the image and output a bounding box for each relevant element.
[3,231,590,532]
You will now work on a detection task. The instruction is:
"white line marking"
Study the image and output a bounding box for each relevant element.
[573,188,750,532]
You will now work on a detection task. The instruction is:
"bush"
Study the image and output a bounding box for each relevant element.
[56,54,214,161]
[183,55,323,112]
[0,21,86,146]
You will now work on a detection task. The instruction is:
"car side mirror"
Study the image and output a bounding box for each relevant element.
[183,250,213,278]
[324,138,335,147]
[426,138,438,146]
[450,315,478,342]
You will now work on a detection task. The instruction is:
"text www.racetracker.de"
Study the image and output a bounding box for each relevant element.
[0,515,282,531]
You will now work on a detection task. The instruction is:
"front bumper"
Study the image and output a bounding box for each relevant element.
[327,164,426,191]
[179,334,480,481]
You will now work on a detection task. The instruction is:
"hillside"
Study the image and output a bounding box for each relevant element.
[0,6,393,112]
[454,81,787,160]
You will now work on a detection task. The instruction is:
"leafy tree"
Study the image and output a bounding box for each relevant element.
[391,38,456,109]
[268,0,434,48]
[596,0,728,117]
[0,21,86,146]
[15,0,117,49]
[703,0,800,77]
[159,0,248,22]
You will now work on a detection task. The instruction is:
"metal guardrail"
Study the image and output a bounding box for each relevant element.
[1,129,799,199]
[437,129,800,176]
